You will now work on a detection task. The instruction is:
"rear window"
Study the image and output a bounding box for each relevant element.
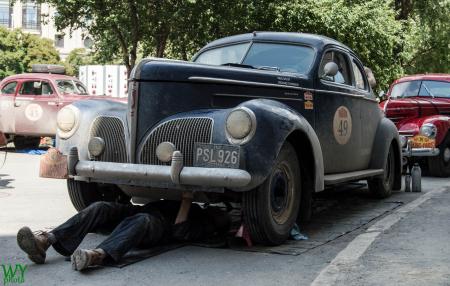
[1,82,17,95]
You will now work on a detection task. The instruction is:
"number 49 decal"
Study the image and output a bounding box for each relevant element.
[333,106,352,145]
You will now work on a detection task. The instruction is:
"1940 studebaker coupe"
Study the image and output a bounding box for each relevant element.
[43,32,402,245]
[380,74,450,177]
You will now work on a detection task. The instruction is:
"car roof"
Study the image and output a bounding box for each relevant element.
[197,32,352,53]
[395,74,450,83]
[1,73,80,82]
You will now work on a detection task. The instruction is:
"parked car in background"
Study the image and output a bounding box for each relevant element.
[42,32,402,246]
[380,74,450,177]
[0,65,127,149]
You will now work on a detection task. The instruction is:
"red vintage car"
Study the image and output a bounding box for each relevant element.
[0,65,126,149]
[380,74,450,176]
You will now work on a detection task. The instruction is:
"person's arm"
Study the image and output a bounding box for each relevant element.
[174,192,193,225]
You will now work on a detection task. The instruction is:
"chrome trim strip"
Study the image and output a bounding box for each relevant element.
[189,76,313,92]
[215,93,304,102]
[189,76,378,102]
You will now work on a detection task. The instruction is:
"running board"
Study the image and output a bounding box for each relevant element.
[324,169,384,185]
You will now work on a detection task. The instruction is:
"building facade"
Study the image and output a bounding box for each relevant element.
[0,0,93,59]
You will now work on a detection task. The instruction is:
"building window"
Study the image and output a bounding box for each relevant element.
[55,34,64,48]
[0,0,12,28]
[22,1,41,30]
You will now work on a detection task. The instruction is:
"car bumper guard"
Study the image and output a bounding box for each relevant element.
[68,147,251,188]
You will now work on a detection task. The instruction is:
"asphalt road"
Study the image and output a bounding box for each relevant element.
[0,152,449,286]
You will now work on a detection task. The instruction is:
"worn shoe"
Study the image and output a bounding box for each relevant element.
[71,248,106,271]
[17,227,52,264]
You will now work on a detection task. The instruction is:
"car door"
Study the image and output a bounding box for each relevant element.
[14,79,60,136]
[0,80,18,134]
[314,48,364,174]
[350,56,380,167]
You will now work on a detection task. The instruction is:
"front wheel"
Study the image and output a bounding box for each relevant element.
[367,144,395,198]
[428,134,450,177]
[242,142,301,246]
[67,179,130,211]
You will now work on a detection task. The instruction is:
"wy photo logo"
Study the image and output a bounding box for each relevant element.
[1,264,27,286]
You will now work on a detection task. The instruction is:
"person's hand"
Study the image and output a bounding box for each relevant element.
[181,191,194,200]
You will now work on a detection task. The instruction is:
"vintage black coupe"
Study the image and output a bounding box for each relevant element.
[46,32,402,245]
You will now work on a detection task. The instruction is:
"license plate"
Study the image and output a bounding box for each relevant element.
[194,143,240,168]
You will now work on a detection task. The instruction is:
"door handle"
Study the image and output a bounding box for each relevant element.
[14,102,21,107]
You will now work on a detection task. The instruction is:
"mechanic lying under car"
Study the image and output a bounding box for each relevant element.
[16,192,230,271]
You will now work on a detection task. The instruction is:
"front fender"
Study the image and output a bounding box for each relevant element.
[237,99,324,192]
[370,117,402,190]
[57,99,128,160]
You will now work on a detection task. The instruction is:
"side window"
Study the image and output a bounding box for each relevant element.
[352,60,367,90]
[320,50,352,86]
[19,81,54,96]
[1,82,17,95]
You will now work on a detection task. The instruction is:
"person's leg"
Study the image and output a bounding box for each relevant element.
[71,213,167,270]
[17,201,138,264]
[51,202,139,256]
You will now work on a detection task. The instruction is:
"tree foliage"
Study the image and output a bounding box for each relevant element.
[0,27,60,79]
[38,0,449,88]
[63,48,95,76]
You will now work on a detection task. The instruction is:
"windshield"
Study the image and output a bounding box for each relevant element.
[195,42,315,75]
[391,80,450,98]
[56,80,89,95]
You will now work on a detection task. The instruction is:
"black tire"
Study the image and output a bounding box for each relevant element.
[242,142,301,245]
[67,179,130,212]
[13,136,40,150]
[428,134,450,177]
[368,144,395,198]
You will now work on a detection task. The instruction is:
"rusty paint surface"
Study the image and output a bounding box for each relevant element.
[39,148,68,179]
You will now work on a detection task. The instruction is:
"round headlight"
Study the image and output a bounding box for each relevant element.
[56,105,80,139]
[419,123,437,139]
[226,107,256,144]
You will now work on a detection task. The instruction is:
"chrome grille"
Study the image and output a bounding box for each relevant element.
[89,116,127,163]
[140,118,213,166]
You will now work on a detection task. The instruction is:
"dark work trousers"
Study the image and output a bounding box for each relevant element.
[50,202,168,262]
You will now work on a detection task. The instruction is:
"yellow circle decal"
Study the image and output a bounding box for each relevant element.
[333,106,352,145]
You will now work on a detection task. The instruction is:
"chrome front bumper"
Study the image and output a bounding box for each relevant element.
[403,147,440,157]
[68,147,251,188]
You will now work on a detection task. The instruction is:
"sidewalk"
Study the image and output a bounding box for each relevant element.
[333,187,450,286]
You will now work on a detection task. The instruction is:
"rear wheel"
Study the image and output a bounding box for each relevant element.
[67,179,130,212]
[242,142,301,245]
[428,134,450,177]
[13,136,40,150]
[368,144,395,198]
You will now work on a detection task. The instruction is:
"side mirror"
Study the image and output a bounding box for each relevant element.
[323,62,339,77]
[378,91,387,102]
[33,81,42,89]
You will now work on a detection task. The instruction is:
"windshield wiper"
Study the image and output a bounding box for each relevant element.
[257,66,281,72]
[221,63,255,69]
